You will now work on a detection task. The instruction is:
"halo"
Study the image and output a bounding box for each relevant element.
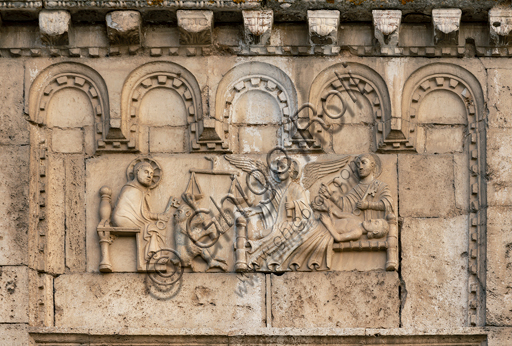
[356,153,382,178]
[126,157,163,189]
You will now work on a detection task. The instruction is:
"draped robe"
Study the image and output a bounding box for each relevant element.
[111,182,165,261]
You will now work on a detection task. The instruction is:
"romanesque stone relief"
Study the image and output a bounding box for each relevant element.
[96,151,398,276]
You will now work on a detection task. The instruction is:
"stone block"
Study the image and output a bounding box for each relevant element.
[177,11,214,45]
[0,266,28,323]
[489,8,512,46]
[0,324,29,346]
[400,216,468,329]
[46,154,65,275]
[65,155,86,272]
[106,11,142,45]
[28,269,53,327]
[332,125,372,154]
[486,207,512,326]
[51,128,83,153]
[0,146,29,266]
[398,154,455,218]
[55,273,265,329]
[271,271,399,328]
[373,10,401,47]
[149,127,185,153]
[487,69,512,128]
[39,10,71,45]
[454,153,469,212]
[239,126,278,153]
[0,61,27,145]
[487,327,512,346]
[425,126,464,154]
[487,128,512,206]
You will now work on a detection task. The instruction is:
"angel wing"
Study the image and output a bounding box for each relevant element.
[302,156,351,190]
[224,155,270,187]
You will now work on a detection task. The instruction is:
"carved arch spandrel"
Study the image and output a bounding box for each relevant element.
[402,63,486,327]
[121,61,204,153]
[215,61,300,152]
[28,62,110,152]
[308,62,393,152]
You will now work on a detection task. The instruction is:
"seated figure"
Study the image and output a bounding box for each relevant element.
[112,161,169,262]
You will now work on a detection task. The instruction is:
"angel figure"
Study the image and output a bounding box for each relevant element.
[225,153,350,272]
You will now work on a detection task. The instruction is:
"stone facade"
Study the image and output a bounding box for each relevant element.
[0,1,511,345]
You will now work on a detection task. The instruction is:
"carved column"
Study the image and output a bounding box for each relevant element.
[307,10,340,45]
[106,11,142,45]
[242,10,273,45]
[235,216,248,272]
[432,8,461,45]
[177,10,214,45]
[98,186,113,273]
[386,213,398,271]
[489,7,512,46]
[372,10,401,48]
[39,10,71,46]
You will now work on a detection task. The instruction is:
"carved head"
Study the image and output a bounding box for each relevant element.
[273,157,300,182]
[355,153,382,179]
[173,204,192,225]
[133,161,154,187]
[362,218,389,239]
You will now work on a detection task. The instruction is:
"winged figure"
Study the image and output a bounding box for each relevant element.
[224,154,350,272]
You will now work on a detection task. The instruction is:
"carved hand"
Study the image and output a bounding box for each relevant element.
[356,200,369,210]
[158,213,170,222]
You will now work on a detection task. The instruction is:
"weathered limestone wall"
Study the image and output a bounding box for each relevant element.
[0,2,511,345]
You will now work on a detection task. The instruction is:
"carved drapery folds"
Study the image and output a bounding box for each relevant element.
[28,62,112,152]
[402,63,486,326]
[432,8,461,45]
[215,61,301,151]
[308,62,393,152]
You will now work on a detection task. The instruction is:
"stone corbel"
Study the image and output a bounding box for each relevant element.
[177,10,214,45]
[242,10,273,45]
[372,10,401,47]
[307,10,340,45]
[106,11,142,45]
[432,8,461,45]
[39,10,71,46]
[489,8,512,46]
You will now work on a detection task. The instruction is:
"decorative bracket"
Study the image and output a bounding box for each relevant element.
[307,10,340,45]
[432,8,461,45]
[39,10,71,46]
[177,10,214,45]
[106,11,142,45]
[242,10,273,45]
[372,10,401,48]
[489,7,512,46]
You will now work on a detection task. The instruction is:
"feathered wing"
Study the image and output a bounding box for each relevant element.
[224,155,270,187]
[302,156,351,190]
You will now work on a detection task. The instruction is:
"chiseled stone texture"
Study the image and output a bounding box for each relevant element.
[271,271,399,328]
[0,266,28,323]
[398,154,455,218]
[487,327,512,346]
[51,128,83,154]
[55,273,265,329]
[486,207,512,326]
[424,126,464,154]
[0,61,27,145]
[487,69,512,128]
[401,216,468,329]
[149,127,186,153]
[0,324,29,346]
[487,128,512,206]
[0,146,29,266]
